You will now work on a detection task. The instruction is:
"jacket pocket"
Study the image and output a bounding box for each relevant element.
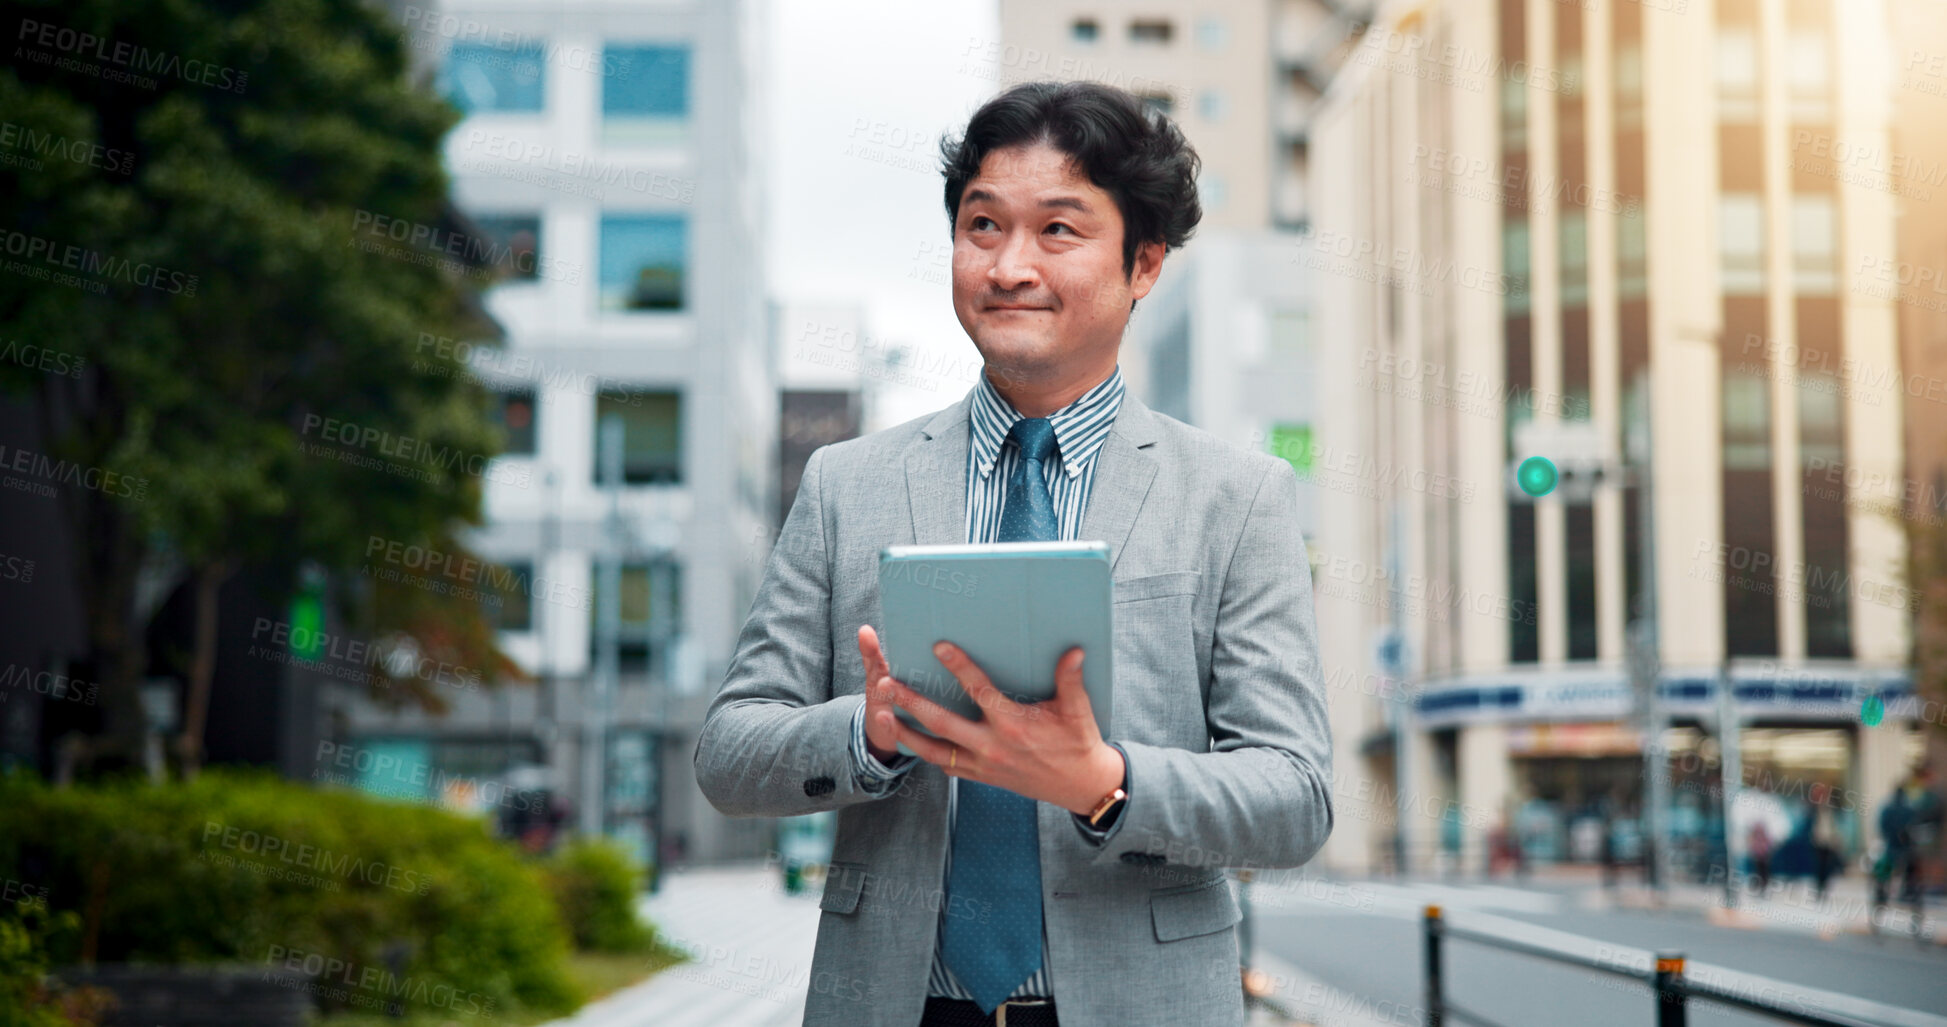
[1113,570,1201,604]
[820,861,868,915]
[1149,875,1241,942]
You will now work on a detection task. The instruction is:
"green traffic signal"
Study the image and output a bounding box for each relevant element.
[1517,456,1558,497]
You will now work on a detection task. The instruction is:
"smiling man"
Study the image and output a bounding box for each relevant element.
[695,80,1333,1027]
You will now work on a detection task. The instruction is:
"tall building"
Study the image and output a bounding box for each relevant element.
[1308,0,1925,875]
[330,0,775,866]
[999,4,1359,536]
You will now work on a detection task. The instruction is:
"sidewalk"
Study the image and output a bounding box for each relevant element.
[545,865,820,1027]
[543,864,1317,1026]
[1306,863,1945,946]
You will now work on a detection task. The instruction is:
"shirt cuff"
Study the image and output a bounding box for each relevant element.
[1071,742,1130,843]
[850,701,917,794]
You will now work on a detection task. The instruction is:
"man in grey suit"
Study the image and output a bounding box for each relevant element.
[694,80,1333,1026]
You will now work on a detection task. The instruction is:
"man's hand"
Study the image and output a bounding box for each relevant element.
[856,625,905,765]
[871,639,1124,815]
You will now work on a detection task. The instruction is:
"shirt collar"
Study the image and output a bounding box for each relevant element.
[969,364,1126,481]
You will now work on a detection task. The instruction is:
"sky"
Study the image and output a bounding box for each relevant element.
[764,0,1001,427]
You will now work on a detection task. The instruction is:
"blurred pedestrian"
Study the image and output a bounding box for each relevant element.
[1748,819,1773,894]
[1873,764,1942,935]
[1810,803,1842,901]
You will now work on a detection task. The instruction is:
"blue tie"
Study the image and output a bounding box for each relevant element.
[942,416,1058,1013]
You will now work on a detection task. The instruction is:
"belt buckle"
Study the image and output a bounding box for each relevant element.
[996,997,1050,1026]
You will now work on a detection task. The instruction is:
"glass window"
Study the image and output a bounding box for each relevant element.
[1130,19,1173,44]
[1722,369,1771,470]
[1560,208,1588,307]
[1503,218,1531,314]
[1199,172,1227,210]
[594,391,682,485]
[438,42,545,114]
[1196,17,1228,50]
[495,389,537,456]
[1500,77,1528,153]
[1199,89,1227,122]
[1791,194,1836,294]
[467,214,542,283]
[603,44,689,146]
[1787,30,1830,123]
[1618,205,1648,299]
[1071,18,1099,43]
[1715,28,1759,122]
[1719,193,1764,295]
[487,560,534,632]
[590,560,680,673]
[599,216,686,311]
[1615,44,1644,132]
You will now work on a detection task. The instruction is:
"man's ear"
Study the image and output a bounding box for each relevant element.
[1127,240,1166,302]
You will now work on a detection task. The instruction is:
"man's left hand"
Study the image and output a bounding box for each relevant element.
[877,642,1125,815]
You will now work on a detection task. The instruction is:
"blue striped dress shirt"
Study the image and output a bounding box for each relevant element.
[847,363,1132,1003]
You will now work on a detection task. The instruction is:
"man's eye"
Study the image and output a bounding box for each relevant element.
[970,215,996,231]
[1046,223,1074,235]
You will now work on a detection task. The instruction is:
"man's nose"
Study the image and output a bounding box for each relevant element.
[987,230,1040,290]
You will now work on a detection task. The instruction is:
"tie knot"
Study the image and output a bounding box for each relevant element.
[1007,417,1057,464]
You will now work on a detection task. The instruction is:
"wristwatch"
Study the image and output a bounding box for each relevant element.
[1086,785,1128,828]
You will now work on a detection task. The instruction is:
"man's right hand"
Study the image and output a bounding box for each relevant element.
[857,625,906,765]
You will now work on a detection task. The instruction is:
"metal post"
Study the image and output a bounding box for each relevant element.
[1654,952,1687,1027]
[1715,661,1742,908]
[1627,376,1665,896]
[1424,905,1444,1027]
[580,415,625,839]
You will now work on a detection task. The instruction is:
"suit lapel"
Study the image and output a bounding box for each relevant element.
[1079,391,1160,575]
[905,392,973,546]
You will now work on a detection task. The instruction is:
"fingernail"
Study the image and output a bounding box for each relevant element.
[932,641,951,658]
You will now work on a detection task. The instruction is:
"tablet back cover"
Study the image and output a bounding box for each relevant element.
[877,542,1113,755]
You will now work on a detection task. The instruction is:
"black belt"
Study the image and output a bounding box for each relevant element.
[920,994,1058,1026]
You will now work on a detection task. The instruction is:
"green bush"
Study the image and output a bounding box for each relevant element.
[0,770,579,1020]
[542,839,655,953]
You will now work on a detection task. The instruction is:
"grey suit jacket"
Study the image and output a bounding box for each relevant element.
[693,386,1334,1026]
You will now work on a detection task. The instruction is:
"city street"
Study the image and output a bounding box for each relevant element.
[544,865,1947,1026]
[1248,873,1947,1027]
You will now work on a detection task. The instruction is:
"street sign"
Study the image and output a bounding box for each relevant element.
[1508,420,1617,504]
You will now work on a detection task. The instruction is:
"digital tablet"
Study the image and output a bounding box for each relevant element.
[877,541,1114,757]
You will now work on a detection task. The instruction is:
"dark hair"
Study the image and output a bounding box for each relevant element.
[940,80,1203,282]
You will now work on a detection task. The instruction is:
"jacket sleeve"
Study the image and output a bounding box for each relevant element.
[692,445,896,817]
[1082,458,1335,871]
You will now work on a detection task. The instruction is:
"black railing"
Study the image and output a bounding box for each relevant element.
[1422,905,1894,1027]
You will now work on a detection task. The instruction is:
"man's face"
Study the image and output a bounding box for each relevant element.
[950,141,1162,380]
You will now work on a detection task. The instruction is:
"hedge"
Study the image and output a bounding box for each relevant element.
[0,770,580,1020]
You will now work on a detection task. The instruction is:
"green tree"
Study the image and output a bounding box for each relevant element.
[0,0,524,776]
